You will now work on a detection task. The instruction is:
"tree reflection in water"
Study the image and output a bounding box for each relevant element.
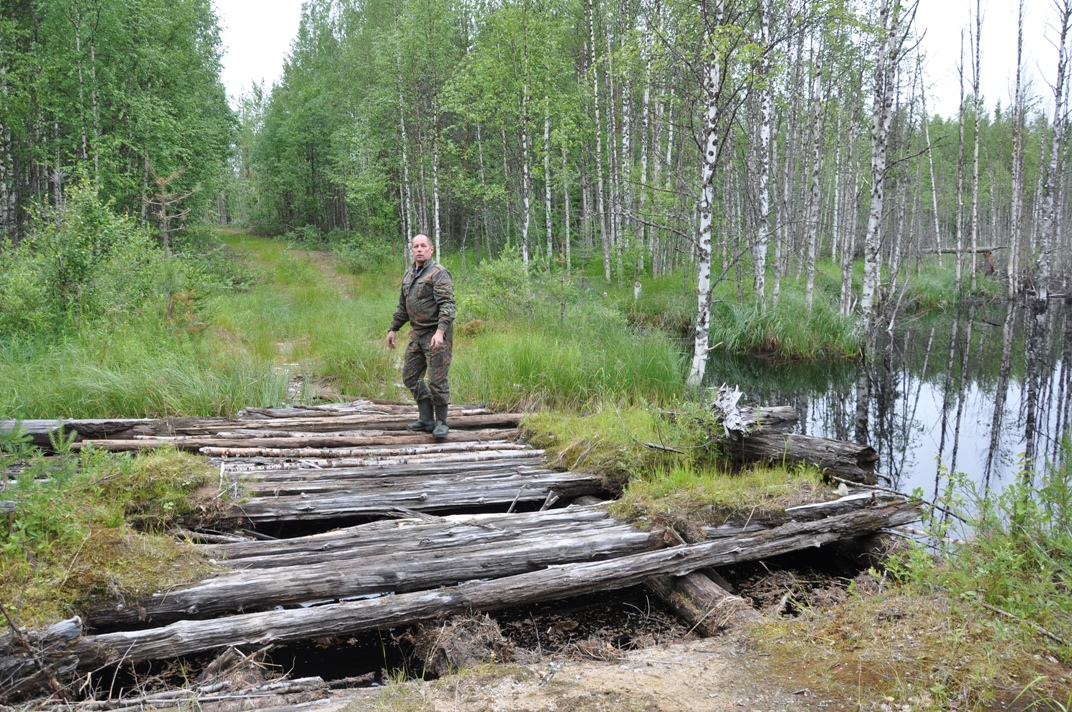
[703,299,1072,496]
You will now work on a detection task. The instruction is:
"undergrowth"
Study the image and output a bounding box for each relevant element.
[752,442,1072,709]
[0,442,218,627]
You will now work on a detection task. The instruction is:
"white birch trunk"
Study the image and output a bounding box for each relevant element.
[687,0,724,388]
[753,0,772,309]
[1009,0,1024,297]
[562,142,571,272]
[954,32,966,293]
[969,0,982,291]
[1038,1,1071,302]
[521,81,532,267]
[587,0,611,281]
[860,0,908,332]
[544,106,552,265]
[804,57,822,313]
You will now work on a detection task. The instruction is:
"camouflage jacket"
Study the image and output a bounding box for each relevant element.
[390,259,455,333]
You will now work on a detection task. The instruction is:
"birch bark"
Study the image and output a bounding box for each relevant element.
[687,0,725,388]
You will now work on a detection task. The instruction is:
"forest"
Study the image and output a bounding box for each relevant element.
[228,0,1069,367]
[2,0,1072,706]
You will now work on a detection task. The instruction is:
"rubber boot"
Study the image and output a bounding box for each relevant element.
[406,399,435,432]
[432,403,449,439]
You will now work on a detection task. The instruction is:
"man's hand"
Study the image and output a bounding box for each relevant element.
[386,330,396,349]
[431,329,445,349]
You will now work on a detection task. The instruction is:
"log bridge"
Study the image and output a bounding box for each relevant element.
[1,399,915,705]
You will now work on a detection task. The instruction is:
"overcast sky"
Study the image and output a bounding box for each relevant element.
[215,0,1060,120]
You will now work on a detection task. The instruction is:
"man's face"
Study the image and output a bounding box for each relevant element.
[411,237,433,265]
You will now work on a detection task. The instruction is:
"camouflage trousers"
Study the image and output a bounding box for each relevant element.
[402,326,452,405]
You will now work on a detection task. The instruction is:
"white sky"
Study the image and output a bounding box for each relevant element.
[214,0,1061,120]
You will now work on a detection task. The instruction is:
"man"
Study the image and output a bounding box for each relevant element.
[386,234,455,438]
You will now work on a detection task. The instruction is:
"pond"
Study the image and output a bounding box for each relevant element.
[704,299,1072,499]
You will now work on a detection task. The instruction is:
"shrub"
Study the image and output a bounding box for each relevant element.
[0,183,163,336]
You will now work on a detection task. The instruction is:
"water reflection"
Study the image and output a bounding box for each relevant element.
[703,300,1072,495]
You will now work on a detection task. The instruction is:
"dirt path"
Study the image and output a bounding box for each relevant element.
[262,633,828,712]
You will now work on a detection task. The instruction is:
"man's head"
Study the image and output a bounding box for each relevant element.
[411,234,433,267]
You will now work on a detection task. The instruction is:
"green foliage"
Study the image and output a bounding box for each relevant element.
[890,444,1072,663]
[1,0,234,228]
[0,448,216,626]
[332,230,399,274]
[0,184,163,336]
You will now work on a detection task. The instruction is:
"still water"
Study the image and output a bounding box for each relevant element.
[703,299,1072,498]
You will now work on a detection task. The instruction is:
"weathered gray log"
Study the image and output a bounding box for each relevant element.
[701,491,908,539]
[208,443,531,466]
[71,428,515,453]
[0,419,156,447]
[232,459,551,496]
[738,405,799,430]
[0,617,83,704]
[87,509,659,629]
[207,507,618,564]
[53,502,917,668]
[725,430,879,484]
[647,570,760,636]
[224,469,605,522]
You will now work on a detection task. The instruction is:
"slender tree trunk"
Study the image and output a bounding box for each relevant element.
[804,55,823,313]
[920,77,942,266]
[687,0,725,388]
[969,0,982,291]
[753,0,772,310]
[860,0,913,332]
[587,0,610,281]
[954,32,967,293]
[1039,0,1071,303]
[562,142,571,272]
[544,106,552,266]
[1009,0,1024,296]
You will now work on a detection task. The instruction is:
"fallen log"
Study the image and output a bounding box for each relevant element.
[17,501,916,673]
[224,469,605,522]
[71,428,516,453]
[725,430,879,484]
[647,570,760,636]
[207,442,530,466]
[87,509,659,629]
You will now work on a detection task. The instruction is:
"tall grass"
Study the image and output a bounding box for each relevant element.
[0,316,289,419]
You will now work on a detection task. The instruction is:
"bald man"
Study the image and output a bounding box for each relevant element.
[386,234,455,438]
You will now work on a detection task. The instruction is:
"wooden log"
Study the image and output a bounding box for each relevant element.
[0,617,83,704]
[207,442,529,466]
[56,502,917,668]
[701,492,909,539]
[71,428,516,453]
[725,430,879,484]
[224,469,605,522]
[87,511,659,629]
[206,507,619,564]
[738,405,799,430]
[647,570,760,636]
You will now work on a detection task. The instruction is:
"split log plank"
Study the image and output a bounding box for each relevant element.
[225,469,605,522]
[65,502,918,667]
[71,428,516,453]
[206,506,618,564]
[206,446,529,467]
